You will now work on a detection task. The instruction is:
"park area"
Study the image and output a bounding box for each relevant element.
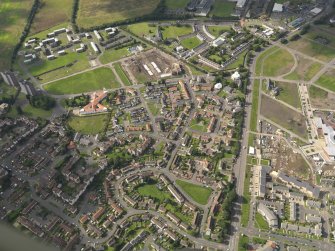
[206,25,231,38]
[68,114,108,134]
[137,182,172,203]
[77,0,160,28]
[43,67,121,95]
[260,95,307,139]
[315,69,335,92]
[176,180,212,205]
[274,82,301,109]
[161,25,193,39]
[284,55,322,81]
[0,0,34,71]
[180,36,202,50]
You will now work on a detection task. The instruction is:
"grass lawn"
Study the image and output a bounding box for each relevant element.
[238,235,249,251]
[206,25,231,38]
[44,67,121,95]
[255,46,280,76]
[137,184,171,202]
[226,50,248,70]
[241,164,251,227]
[284,56,322,81]
[210,0,236,17]
[0,0,34,71]
[165,0,189,9]
[180,36,202,50]
[276,82,301,109]
[0,80,17,101]
[262,48,294,77]
[99,47,132,64]
[68,114,107,134]
[255,212,269,230]
[77,0,160,29]
[189,118,209,132]
[29,0,72,35]
[127,22,157,37]
[176,180,212,205]
[114,63,132,86]
[147,100,161,116]
[22,104,53,119]
[315,69,335,92]
[161,25,193,39]
[250,80,260,132]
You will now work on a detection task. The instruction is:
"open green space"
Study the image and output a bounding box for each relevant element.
[165,0,189,9]
[309,85,328,99]
[0,0,34,71]
[238,235,249,251]
[315,70,335,92]
[284,56,322,81]
[22,103,53,119]
[241,164,251,227]
[77,0,160,29]
[114,63,132,86]
[68,114,107,134]
[147,101,161,116]
[226,50,248,70]
[250,80,260,132]
[99,47,132,64]
[210,0,236,17]
[176,180,212,205]
[255,46,280,76]
[44,67,121,95]
[161,25,193,39]
[189,118,209,132]
[127,22,157,37]
[180,36,202,50]
[0,80,17,101]
[137,184,171,202]
[261,48,295,77]
[206,25,231,38]
[29,0,72,35]
[255,212,269,230]
[275,82,301,109]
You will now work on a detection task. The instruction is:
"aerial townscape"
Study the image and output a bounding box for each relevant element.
[1,0,335,251]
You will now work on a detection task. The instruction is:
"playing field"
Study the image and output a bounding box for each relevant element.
[261,48,295,77]
[180,36,202,50]
[0,0,34,71]
[176,180,212,205]
[68,114,107,134]
[260,94,307,139]
[210,0,236,17]
[315,69,335,92]
[29,0,72,35]
[206,25,231,38]
[284,55,322,81]
[44,67,121,95]
[77,0,160,29]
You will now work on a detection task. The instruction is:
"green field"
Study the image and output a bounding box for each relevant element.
[255,212,269,230]
[137,184,171,202]
[255,46,280,76]
[261,48,294,77]
[190,118,209,132]
[284,56,322,81]
[22,103,53,119]
[77,0,160,29]
[226,50,248,70]
[315,70,335,92]
[206,25,231,38]
[309,85,328,99]
[165,0,189,9]
[250,80,260,132]
[44,67,121,95]
[241,164,251,227]
[127,22,157,37]
[0,80,17,101]
[176,180,212,205]
[68,114,107,134]
[0,0,34,71]
[99,47,132,64]
[29,0,72,35]
[275,82,301,109]
[114,63,132,86]
[147,101,161,116]
[210,0,236,17]
[161,25,193,39]
[180,36,202,50]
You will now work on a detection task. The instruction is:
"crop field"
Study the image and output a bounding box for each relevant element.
[114,63,132,86]
[284,55,322,81]
[29,0,72,35]
[0,0,34,71]
[315,69,335,92]
[68,114,107,134]
[275,82,301,109]
[176,180,212,205]
[210,0,236,17]
[44,67,121,95]
[308,85,335,110]
[165,0,189,9]
[206,25,231,38]
[180,36,202,50]
[161,25,193,39]
[77,0,160,29]
[261,94,307,139]
[261,48,294,77]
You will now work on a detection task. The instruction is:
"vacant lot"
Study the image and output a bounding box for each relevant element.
[210,0,235,17]
[176,180,212,205]
[44,67,120,95]
[261,94,307,139]
[180,36,202,50]
[315,69,335,92]
[68,114,107,134]
[29,0,72,34]
[276,82,301,109]
[309,85,335,110]
[261,48,295,77]
[284,55,322,81]
[0,0,34,71]
[77,0,160,29]
[206,25,231,38]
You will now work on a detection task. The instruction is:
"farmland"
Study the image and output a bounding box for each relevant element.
[176,180,212,205]
[0,0,34,71]
[77,0,160,29]
[43,67,121,95]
